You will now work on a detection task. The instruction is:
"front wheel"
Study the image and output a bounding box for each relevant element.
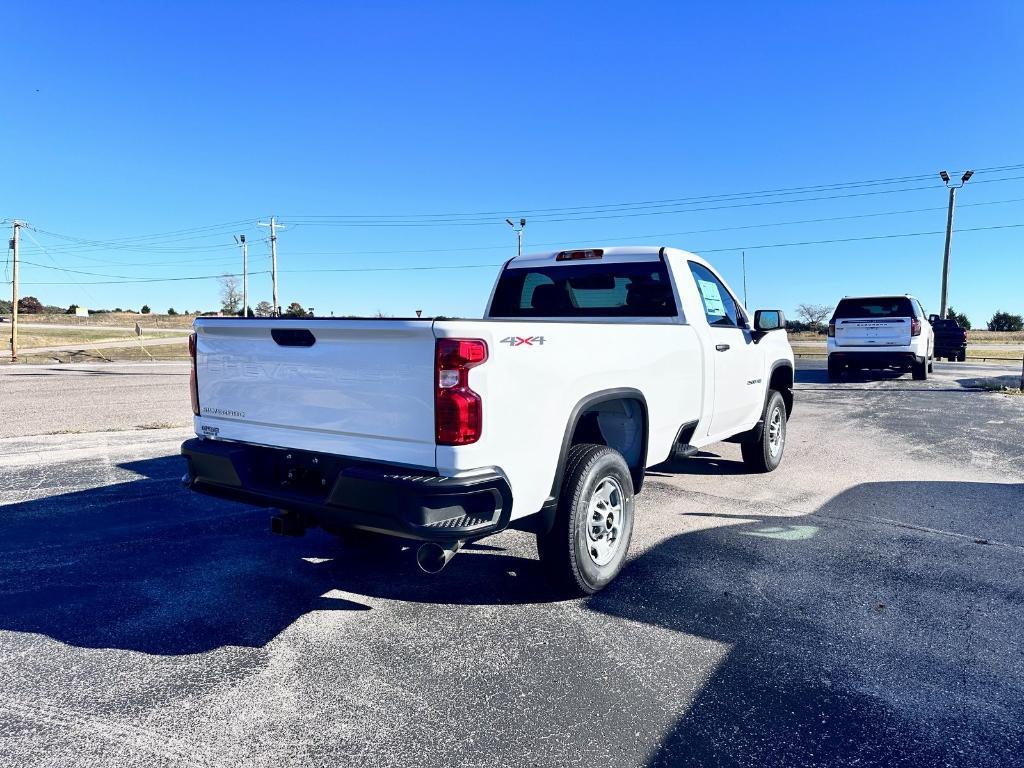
[537,444,635,596]
[741,390,787,472]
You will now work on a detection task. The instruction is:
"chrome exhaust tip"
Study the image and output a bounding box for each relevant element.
[415,540,463,574]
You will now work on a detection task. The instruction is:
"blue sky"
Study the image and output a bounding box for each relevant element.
[4,2,1023,324]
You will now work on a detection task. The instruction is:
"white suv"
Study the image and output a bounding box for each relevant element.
[827,295,934,381]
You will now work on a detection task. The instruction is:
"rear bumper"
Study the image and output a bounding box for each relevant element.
[828,350,923,369]
[181,437,513,542]
[934,340,967,354]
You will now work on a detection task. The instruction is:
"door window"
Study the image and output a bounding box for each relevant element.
[688,262,740,328]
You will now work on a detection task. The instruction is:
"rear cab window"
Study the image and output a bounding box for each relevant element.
[489,260,678,318]
[832,297,916,320]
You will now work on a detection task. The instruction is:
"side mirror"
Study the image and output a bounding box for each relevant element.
[754,309,785,333]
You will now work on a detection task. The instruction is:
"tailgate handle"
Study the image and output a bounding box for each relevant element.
[715,343,730,352]
[271,328,317,347]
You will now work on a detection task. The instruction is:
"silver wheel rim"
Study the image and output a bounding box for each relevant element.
[767,406,784,457]
[585,476,625,567]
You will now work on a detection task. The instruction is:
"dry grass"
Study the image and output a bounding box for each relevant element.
[966,330,1024,344]
[12,343,189,365]
[16,327,138,348]
[4,311,199,329]
[965,349,1024,361]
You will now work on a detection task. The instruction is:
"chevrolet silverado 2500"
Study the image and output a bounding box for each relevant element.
[181,246,794,594]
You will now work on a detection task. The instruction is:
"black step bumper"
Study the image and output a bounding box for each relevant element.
[829,351,923,370]
[181,437,513,542]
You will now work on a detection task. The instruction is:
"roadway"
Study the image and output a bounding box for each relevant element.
[1,359,1021,766]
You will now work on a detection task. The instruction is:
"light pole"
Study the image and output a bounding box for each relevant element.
[506,217,526,257]
[234,234,248,317]
[938,169,973,319]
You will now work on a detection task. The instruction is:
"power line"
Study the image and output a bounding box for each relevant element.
[15,195,1024,272]
[699,221,1024,253]
[282,175,1024,227]
[18,164,1024,253]
[279,163,1024,221]
[19,221,1024,285]
[250,196,1024,259]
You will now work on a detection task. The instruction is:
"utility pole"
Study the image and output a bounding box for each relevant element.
[9,221,23,362]
[257,216,284,315]
[938,169,973,319]
[506,217,526,257]
[235,234,248,317]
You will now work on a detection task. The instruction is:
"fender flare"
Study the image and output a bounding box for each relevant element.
[767,359,795,417]
[546,387,650,505]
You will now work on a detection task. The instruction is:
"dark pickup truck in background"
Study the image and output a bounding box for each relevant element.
[929,317,968,361]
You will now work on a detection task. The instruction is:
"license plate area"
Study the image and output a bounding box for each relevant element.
[245,447,348,501]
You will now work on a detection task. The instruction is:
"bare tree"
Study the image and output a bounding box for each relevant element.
[254,300,274,317]
[219,275,242,316]
[795,302,834,331]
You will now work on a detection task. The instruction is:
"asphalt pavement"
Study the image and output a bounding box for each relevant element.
[1,359,1022,767]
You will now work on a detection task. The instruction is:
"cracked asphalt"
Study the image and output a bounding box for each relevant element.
[1,360,1022,767]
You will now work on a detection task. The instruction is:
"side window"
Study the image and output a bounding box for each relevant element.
[688,262,740,328]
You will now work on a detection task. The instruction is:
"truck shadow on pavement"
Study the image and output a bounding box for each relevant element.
[0,456,557,656]
[589,479,1024,767]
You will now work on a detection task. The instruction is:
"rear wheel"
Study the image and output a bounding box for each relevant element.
[537,444,635,596]
[912,358,928,380]
[741,390,787,473]
[928,357,934,373]
[827,357,843,381]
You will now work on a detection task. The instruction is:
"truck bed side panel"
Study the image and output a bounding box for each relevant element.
[434,320,703,520]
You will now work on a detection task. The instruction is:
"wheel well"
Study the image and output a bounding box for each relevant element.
[770,364,794,416]
[569,397,647,490]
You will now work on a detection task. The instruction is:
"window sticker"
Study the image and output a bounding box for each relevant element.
[697,279,726,316]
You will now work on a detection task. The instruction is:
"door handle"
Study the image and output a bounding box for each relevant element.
[715,344,730,352]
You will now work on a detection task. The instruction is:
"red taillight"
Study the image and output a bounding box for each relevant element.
[188,332,200,416]
[828,322,836,338]
[435,338,487,445]
[911,318,921,337]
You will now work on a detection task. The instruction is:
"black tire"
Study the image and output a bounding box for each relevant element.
[827,357,843,382]
[537,444,635,596]
[958,350,967,362]
[928,357,934,373]
[741,390,787,473]
[912,359,928,380]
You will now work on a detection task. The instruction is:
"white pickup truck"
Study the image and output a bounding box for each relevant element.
[182,246,794,593]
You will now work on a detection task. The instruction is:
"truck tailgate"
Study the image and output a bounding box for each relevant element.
[835,317,911,347]
[194,319,437,468]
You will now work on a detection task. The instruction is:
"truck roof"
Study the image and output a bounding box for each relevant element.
[839,294,918,301]
[507,245,706,269]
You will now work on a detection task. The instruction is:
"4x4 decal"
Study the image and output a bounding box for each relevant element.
[500,336,546,347]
